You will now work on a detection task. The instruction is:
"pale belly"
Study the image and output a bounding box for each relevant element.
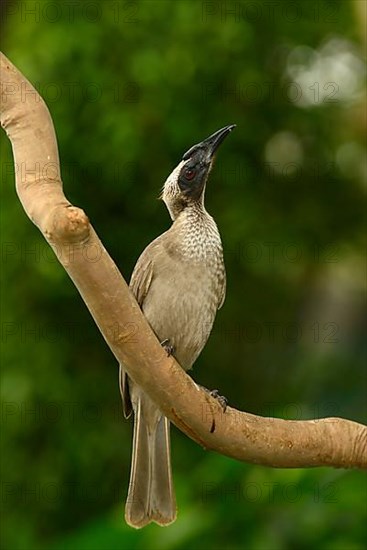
[142,263,220,370]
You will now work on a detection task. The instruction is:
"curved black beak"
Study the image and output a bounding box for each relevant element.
[182,124,236,161]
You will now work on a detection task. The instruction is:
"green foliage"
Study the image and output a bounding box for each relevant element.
[1,1,366,549]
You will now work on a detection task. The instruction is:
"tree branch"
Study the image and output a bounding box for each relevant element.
[1,51,366,470]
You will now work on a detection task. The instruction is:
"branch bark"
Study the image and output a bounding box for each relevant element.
[1,52,366,470]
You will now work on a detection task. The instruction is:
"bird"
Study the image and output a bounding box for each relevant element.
[119,124,236,528]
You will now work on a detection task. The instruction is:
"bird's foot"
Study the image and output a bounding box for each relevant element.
[160,338,175,357]
[210,389,228,412]
[199,385,228,412]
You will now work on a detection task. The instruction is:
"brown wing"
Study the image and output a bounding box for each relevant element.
[218,270,226,310]
[130,255,154,307]
[119,243,157,418]
[119,364,132,418]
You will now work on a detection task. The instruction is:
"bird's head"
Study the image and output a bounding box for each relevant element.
[162,124,236,220]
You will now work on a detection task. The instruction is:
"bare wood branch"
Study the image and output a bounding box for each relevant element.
[1,51,366,470]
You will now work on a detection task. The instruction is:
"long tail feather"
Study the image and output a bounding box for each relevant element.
[125,397,176,528]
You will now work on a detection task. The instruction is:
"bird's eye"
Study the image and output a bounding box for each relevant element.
[184,168,196,180]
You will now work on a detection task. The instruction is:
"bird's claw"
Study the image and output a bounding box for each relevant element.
[209,389,228,412]
[198,384,228,412]
[160,338,175,357]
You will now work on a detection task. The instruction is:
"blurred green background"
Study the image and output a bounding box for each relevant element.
[1,0,366,549]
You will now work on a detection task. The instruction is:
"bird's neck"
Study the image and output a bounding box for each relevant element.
[170,204,223,263]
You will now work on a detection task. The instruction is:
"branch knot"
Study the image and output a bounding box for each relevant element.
[45,205,90,245]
